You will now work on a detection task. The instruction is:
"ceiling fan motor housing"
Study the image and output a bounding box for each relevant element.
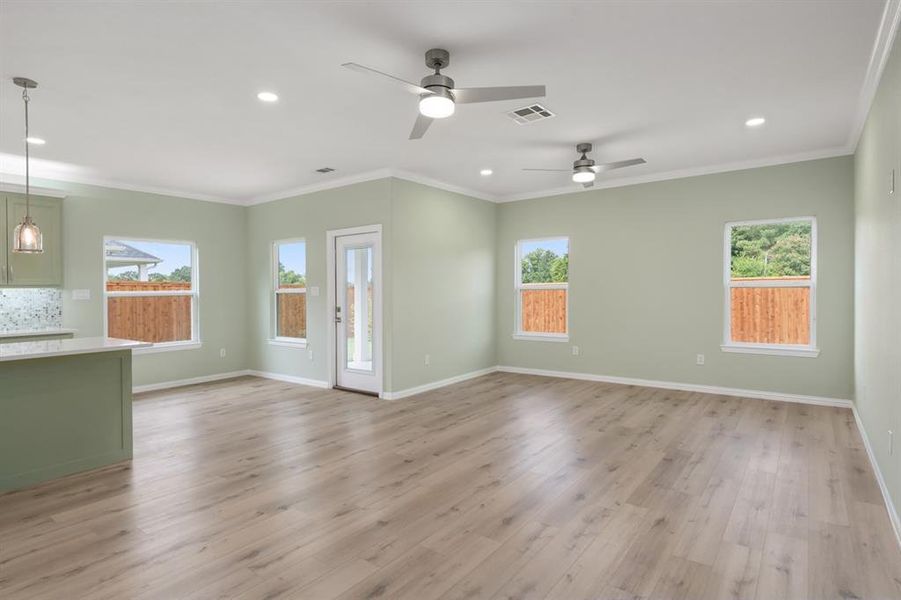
[420,73,456,102]
[573,157,596,169]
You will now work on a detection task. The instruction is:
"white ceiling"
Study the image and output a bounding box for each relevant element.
[0,1,895,204]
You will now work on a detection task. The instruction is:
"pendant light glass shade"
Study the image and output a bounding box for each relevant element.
[13,216,43,253]
[12,76,43,254]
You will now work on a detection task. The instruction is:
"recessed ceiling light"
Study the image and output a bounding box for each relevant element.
[480,168,493,176]
[745,116,766,128]
[25,137,45,145]
[257,91,279,103]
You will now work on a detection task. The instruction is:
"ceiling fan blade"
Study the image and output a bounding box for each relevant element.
[582,182,594,189]
[409,113,434,140]
[590,158,647,173]
[522,168,570,172]
[453,85,546,104]
[341,62,430,95]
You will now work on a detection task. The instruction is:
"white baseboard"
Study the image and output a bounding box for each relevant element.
[496,365,852,408]
[381,366,499,400]
[852,406,901,550]
[247,370,329,388]
[133,370,252,393]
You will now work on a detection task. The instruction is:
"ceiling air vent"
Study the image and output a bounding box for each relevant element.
[506,103,556,125]
[315,167,335,173]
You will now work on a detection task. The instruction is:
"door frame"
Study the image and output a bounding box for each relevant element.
[326,224,384,395]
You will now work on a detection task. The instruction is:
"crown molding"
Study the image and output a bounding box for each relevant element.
[245,168,394,205]
[4,146,855,209]
[847,0,901,151]
[246,168,498,205]
[0,170,242,205]
[0,180,67,198]
[497,146,853,203]
[388,169,499,202]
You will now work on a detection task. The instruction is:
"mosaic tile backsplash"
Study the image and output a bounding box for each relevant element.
[0,288,62,332]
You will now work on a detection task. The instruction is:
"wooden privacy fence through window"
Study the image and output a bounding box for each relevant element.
[277,284,307,339]
[521,289,567,333]
[730,277,810,345]
[106,281,192,343]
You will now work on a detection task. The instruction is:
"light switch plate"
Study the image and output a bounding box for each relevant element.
[310,286,320,297]
[72,289,91,301]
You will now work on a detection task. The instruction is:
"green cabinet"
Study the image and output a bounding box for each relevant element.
[2,194,63,287]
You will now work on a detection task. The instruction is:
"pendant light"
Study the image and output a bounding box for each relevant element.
[12,77,43,254]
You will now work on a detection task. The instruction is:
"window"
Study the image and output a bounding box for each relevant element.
[104,238,198,349]
[723,218,818,357]
[273,240,307,344]
[514,237,569,340]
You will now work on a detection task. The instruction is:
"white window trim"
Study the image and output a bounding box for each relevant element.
[513,236,570,342]
[721,217,818,357]
[102,236,200,350]
[271,238,308,345]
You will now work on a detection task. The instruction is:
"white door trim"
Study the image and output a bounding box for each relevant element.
[326,224,384,394]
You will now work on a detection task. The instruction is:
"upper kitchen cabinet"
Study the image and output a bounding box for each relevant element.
[4,194,63,286]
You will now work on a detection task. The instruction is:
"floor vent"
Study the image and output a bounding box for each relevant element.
[506,103,556,125]
[315,167,335,173]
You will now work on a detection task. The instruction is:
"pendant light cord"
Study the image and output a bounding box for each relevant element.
[22,86,30,219]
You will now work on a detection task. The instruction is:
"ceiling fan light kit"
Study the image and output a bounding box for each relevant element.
[342,48,545,139]
[572,167,595,184]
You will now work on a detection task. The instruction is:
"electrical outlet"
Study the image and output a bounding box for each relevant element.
[310,286,320,297]
[308,349,314,361]
[71,289,91,301]
[424,354,430,366]
[890,430,894,455]
[696,354,705,366]
[572,345,580,356]
[219,348,226,358]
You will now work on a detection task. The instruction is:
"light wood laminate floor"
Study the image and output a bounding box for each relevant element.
[2,373,900,599]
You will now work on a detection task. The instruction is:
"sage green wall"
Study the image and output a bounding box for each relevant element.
[245,177,497,393]
[29,178,249,387]
[497,156,855,400]
[390,179,496,390]
[245,178,394,387]
[854,32,901,517]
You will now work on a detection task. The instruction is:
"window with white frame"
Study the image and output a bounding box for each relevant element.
[723,217,817,356]
[514,237,569,339]
[273,240,307,342]
[104,238,198,347]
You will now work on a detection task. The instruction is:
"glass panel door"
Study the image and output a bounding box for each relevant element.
[335,230,381,394]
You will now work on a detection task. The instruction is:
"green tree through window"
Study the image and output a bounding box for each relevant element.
[522,249,568,283]
[730,221,811,278]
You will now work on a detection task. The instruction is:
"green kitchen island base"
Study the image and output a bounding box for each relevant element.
[0,338,147,493]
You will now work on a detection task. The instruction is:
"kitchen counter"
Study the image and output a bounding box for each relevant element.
[0,336,149,362]
[1,336,148,492]
[0,327,78,339]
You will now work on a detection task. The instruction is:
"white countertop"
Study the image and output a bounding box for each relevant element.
[0,337,151,362]
[0,328,78,339]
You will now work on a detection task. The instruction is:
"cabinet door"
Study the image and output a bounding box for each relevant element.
[6,195,63,286]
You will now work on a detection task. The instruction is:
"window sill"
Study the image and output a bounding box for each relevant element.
[720,344,820,358]
[512,333,569,343]
[134,341,203,355]
[268,338,308,349]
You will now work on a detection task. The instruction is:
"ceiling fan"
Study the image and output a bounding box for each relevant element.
[342,48,546,139]
[524,143,646,188]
